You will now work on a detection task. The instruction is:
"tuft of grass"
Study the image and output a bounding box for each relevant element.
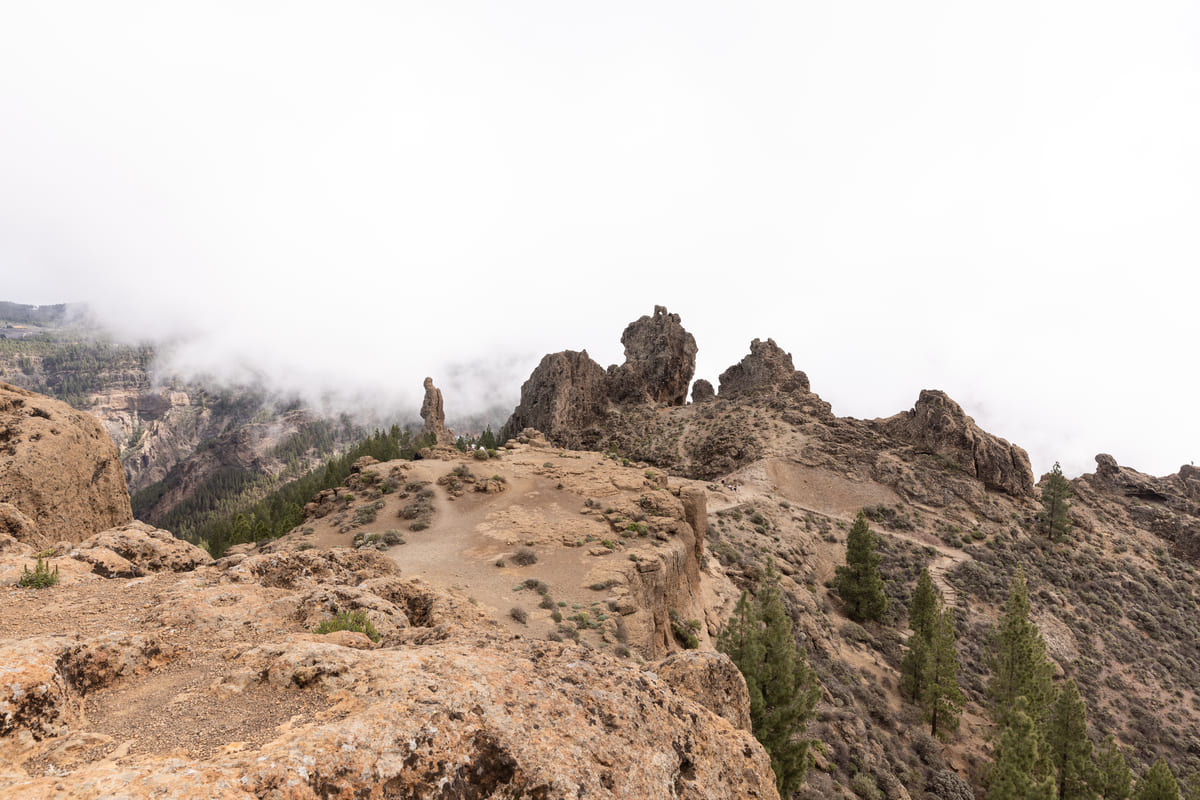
[18,557,59,589]
[509,607,528,624]
[313,609,381,642]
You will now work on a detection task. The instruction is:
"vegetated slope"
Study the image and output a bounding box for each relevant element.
[0,302,363,536]
[503,306,1200,798]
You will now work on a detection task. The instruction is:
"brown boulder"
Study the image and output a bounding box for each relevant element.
[691,379,715,403]
[718,338,811,397]
[608,305,698,406]
[883,390,1034,497]
[504,350,610,447]
[0,383,132,547]
[70,521,212,576]
[656,650,753,732]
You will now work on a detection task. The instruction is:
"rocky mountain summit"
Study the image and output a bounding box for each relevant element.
[505,305,697,446]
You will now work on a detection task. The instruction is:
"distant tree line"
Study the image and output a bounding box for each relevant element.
[164,425,435,557]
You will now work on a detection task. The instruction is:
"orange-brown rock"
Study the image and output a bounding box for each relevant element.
[0,544,779,800]
[657,650,753,732]
[70,521,212,576]
[0,383,132,547]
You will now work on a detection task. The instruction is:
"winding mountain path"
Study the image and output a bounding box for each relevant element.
[707,458,969,608]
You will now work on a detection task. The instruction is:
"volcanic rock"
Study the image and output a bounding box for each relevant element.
[419,376,452,444]
[0,503,40,545]
[718,338,810,397]
[656,650,753,732]
[71,521,212,576]
[0,383,132,547]
[505,350,610,447]
[0,544,779,799]
[608,305,698,406]
[882,389,1034,498]
[691,379,715,403]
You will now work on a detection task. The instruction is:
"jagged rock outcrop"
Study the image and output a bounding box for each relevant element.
[506,307,703,446]
[505,350,611,447]
[608,305,698,406]
[718,338,811,396]
[419,376,452,444]
[1075,454,1200,562]
[691,379,715,403]
[0,383,132,547]
[882,389,1034,498]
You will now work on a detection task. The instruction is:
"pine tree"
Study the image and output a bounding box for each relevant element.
[1181,772,1200,800]
[987,571,1056,730]
[718,560,822,797]
[834,511,888,623]
[908,569,938,638]
[1095,736,1133,800]
[1135,759,1181,800]
[988,700,1058,800]
[1039,462,1073,541]
[1182,772,1200,800]
[900,569,939,701]
[923,600,965,739]
[1046,678,1095,800]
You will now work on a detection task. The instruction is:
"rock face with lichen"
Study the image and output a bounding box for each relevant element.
[0,383,132,547]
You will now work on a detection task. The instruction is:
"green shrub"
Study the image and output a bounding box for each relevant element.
[669,610,701,649]
[313,610,381,642]
[18,557,59,589]
[474,448,490,461]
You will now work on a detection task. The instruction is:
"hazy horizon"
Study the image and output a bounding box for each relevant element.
[4,3,1198,479]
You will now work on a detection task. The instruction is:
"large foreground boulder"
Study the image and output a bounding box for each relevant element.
[0,383,131,547]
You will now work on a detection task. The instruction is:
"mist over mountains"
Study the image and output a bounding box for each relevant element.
[4,3,1200,477]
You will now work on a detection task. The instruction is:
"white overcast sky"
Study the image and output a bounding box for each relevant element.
[2,2,1198,479]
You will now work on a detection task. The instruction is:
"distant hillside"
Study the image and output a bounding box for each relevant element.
[0,301,363,540]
